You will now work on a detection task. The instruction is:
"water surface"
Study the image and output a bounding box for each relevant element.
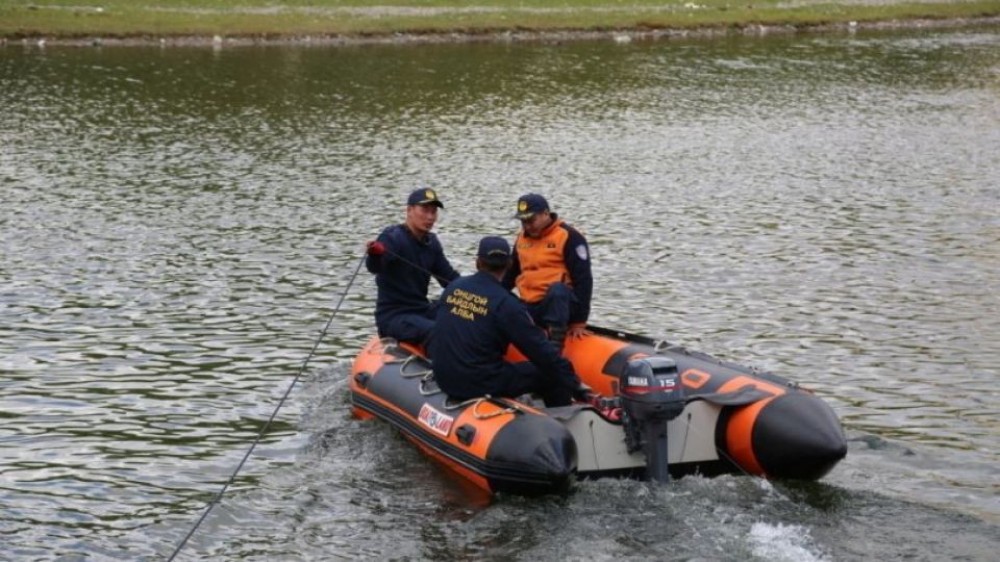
[2,26,999,561]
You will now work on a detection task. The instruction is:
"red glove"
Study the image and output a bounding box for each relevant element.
[367,241,386,256]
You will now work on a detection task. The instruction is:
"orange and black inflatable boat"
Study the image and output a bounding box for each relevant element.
[349,326,847,496]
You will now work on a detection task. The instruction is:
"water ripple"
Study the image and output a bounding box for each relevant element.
[2,27,999,560]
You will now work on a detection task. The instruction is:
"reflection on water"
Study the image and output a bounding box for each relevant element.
[1,26,999,560]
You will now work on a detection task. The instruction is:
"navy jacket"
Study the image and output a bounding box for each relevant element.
[430,271,577,399]
[365,224,459,332]
[502,214,593,326]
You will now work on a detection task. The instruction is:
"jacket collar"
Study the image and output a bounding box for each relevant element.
[524,213,561,239]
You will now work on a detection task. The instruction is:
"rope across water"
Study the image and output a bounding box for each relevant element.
[167,253,367,561]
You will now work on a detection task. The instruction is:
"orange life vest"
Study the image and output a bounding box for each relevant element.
[513,218,573,304]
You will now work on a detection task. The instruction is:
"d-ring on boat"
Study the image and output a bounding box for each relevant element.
[349,325,847,496]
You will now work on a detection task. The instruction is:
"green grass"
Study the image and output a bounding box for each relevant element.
[2,0,999,40]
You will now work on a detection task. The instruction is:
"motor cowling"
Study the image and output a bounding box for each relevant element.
[620,356,685,422]
[619,356,686,482]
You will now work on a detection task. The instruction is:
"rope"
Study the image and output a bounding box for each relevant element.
[471,396,528,419]
[377,244,454,287]
[398,354,433,378]
[166,253,367,561]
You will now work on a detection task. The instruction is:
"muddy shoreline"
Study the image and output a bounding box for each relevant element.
[5,15,1000,48]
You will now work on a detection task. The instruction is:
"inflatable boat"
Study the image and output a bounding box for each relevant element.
[349,326,847,496]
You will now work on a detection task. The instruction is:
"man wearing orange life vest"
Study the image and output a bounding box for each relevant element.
[502,193,593,351]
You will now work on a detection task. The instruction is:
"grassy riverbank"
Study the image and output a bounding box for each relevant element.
[2,0,1000,43]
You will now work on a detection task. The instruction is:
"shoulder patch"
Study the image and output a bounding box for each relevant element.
[575,244,589,261]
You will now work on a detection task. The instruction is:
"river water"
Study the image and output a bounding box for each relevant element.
[2,25,999,561]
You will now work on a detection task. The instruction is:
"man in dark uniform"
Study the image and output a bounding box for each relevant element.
[366,188,460,347]
[503,193,593,351]
[430,236,582,407]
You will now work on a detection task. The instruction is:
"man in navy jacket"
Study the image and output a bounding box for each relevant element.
[430,236,581,407]
[503,193,593,351]
[366,188,459,347]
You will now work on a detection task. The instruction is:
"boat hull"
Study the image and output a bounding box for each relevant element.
[557,326,848,481]
[351,338,576,496]
[349,326,847,495]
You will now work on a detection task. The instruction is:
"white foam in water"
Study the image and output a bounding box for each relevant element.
[747,522,829,562]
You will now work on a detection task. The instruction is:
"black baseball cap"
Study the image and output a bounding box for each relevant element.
[477,236,511,266]
[514,193,549,220]
[407,188,444,208]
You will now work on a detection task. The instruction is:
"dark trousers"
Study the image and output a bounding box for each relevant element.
[525,282,576,330]
[496,361,573,407]
[378,302,442,348]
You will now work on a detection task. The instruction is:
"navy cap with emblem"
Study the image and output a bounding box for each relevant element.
[477,236,511,266]
[514,193,549,220]
[407,188,444,208]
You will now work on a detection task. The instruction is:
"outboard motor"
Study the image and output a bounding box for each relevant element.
[619,356,686,483]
